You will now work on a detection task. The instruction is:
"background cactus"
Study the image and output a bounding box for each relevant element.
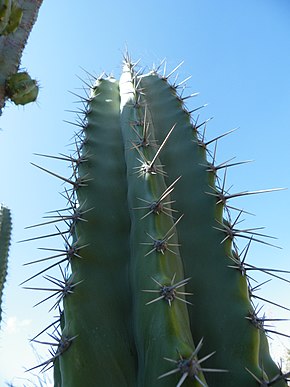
[0,204,12,326]
[0,0,23,36]
[24,56,289,386]
[0,0,42,112]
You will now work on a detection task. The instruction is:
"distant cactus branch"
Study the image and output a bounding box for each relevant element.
[0,205,12,325]
[0,0,43,112]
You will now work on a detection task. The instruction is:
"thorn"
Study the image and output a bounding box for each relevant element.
[205,128,237,147]
[141,215,184,256]
[213,187,286,206]
[133,123,176,178]
[194,117,214,134]
[143,275,192,306]
[188,104,209,114]
[181,92,199,101]
[248,286,290,312]
[23,251,68,266]
[163,61,184,80]
[245,367,269,385]
[246,308,290,342]
[63,119,86,129]
[176,75,192,88]
[150,123,176,166]
[30,163,76,187]
[20,258,69,286]
[151,58,166,74]
[205,159,253,174]
[129,107,157,149]
[68,90,90,103]
[18,229,71,243]
[214,211,281,249]
[75,74,93,89]
[25,206,89,230]
[30,316,61,342]
[24,268,83,311]
[134,176,181,219]
[27,332,77,373]
[159,338,227,386]
[33,152,87,166]
[79,66,106,83]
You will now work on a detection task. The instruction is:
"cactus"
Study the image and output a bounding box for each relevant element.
[25,57,289,386]
[5,70,38,105]
[0,205,12,326]
[0,0,42,112]
[0,0,13,34]
[0,0,23,36]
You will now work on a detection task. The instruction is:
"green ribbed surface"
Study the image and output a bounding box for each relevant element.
[59,78,137,386]
[139,74,265,386]
[45,60,287,386]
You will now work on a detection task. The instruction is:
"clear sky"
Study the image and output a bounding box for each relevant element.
[0,0,290,385]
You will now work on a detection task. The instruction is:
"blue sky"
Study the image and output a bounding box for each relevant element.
[0,0,290,385]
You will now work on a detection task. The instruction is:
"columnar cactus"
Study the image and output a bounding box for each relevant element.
[26,57,289,386]
[0,204,12,326]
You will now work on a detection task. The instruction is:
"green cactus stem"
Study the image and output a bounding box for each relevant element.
[58,76,138,386]
[0,204,12,326]
[26,57,289,387]
[0,0,42,112]
[5,70,38,105]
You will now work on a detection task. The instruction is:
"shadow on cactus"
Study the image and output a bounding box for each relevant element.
[22,55,290,386]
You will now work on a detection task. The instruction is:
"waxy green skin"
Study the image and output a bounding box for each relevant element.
[60,78,137,386]
[0,205,12,326]
[35,61,286,386]
[138,74,265,386]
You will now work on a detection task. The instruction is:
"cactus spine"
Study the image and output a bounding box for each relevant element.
[27,57,289,386]
[0,205,12,326]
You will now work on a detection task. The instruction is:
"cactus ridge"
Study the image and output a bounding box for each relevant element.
[24,56,290,386]
[0,204,12,326]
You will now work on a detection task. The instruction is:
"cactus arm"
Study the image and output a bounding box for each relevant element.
[138,72,275,386]
[58,78,137,386]
[0,205,12,325]
[0,0,42,111]
[119,61,207,386]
